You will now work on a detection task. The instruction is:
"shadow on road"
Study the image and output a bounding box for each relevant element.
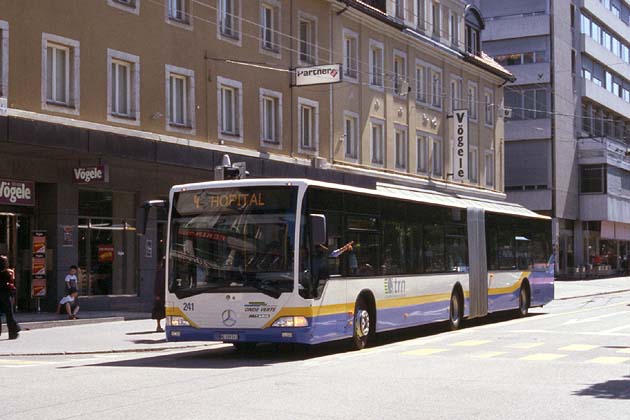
[126,331,163,336]
[574,376,630,400]
[60,310,547,370]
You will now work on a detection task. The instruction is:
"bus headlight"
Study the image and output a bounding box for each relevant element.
[167,316,191,327]
[271,316,309,328]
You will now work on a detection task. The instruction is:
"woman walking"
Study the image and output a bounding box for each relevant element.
[152,259,166,333]
[0,255,20,340]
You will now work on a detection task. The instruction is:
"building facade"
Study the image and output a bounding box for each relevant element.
[0,0,511,312]
[478,0,630,277]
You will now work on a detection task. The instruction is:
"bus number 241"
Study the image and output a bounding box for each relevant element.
[183,302,195,311]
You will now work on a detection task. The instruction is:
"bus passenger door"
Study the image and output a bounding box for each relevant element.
[467,207,488,318]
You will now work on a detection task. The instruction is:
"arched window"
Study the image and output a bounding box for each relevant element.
[465,5,484,56]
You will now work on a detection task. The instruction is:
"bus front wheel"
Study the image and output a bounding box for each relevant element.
[352,297,372,350]
[516,284,530,318]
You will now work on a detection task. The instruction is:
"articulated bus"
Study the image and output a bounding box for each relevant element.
[164,179,554,350]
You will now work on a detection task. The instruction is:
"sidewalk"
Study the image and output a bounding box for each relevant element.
[12,311,150,330]
[554,275,630,300]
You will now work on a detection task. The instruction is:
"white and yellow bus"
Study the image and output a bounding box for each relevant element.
[164,178,554,350]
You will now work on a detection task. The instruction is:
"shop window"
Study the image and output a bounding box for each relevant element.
[78,190,137,296]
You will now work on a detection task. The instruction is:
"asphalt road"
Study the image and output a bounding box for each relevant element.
[1,290,630,420]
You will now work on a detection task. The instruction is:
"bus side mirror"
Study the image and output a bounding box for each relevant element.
[138,200,167,236]
[309,214,327,247]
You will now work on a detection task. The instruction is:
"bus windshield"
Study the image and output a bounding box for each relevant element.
[168,186,298,298]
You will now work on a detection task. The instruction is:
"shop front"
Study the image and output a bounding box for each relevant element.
[582,220,630,277]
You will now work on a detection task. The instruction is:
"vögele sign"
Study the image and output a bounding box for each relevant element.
[73,165,109,184]
[452,110,469,181]
[0,179,35,206]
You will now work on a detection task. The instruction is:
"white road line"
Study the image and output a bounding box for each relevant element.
[599,324,630,334]
[513,329,630,337]
[562,311,629,326]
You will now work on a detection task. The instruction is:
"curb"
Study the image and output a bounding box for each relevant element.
[0,342,228,357]
[555,288,630,301]
[19,317,126,331]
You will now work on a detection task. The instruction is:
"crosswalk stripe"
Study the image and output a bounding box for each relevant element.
[559,344,598,352]
[451,340,492,347]
[471,351,506,359]
[587,357,630,365]
[506,342,544,349]
[520,353,567,361]
[403,348,449,356]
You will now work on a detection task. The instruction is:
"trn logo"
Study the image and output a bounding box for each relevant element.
[384,278,406,295]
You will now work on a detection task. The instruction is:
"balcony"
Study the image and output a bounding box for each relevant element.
[505,63,550,85]
[505,118,551,141]
[578,137,630,171]
[582,79,630,118]
[582,0,630,41]
[482,14,550,41]
[581,35,630,80]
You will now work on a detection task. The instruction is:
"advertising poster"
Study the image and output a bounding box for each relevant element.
[31,231,47,297]
[62,225,74,247]
[98,244,115,263]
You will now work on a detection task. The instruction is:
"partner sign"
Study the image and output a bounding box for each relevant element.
[452,110,469,182]
[294,64,342,87]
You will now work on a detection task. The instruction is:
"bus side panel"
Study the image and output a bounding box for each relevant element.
[529,269,554,307]
[344,273,467,333]
[487,271,523,312]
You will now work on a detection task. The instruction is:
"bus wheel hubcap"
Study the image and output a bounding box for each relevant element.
[356,309,370,338]
[451,296,459,323]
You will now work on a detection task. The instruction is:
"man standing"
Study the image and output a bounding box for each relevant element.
[0,255,20,339]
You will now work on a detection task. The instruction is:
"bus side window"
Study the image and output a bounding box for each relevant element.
[381,199,407,275]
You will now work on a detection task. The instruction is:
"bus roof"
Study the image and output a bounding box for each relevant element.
[171,178,550,220]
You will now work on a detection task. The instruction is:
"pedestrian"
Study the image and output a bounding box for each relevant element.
[57,287,80,320]
[0,255,20,339]
[65,265,79,293]
[152,259,166,333]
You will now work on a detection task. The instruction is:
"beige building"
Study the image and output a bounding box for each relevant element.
[0,0,512,311]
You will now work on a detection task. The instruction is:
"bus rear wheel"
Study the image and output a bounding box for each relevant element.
[352,297,372,350]
[448,291,463,331]
[516,284,530,318]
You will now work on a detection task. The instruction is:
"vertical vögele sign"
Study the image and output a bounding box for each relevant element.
[452,109,469,181]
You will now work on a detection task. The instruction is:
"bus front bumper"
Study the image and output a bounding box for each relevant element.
[165,326,317,344]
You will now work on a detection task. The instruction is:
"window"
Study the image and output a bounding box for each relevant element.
[449,12,459,47]
[0,20,8,99]
[260,2,279,53]
[417,134,428,173]
[415,63,426,103]
[416,0,426,30]
[42,33,80,114]
[430,68,442,109]
[219,0,239,40]
[166,65,195,132]
[450,77,461,112]
[484,89,494,126]
[108,0,140,14]
[107,49,140,124]
[484,150,495,188]
[344,112,358,159]
[506,87,548,120]
[167,0,190,24]
[395,127,408,170]
[369,40,384,89]
[298,97,318,152]
[299,14,316,64]
[343,29,358,81]
[580,165,606,193]
[393,51,407,96]
[467,82,478,121]
[395,0,405,20]
[469,146,478,182]
[432,1,441,38]
[260,88,282,146]
[217,77,242,139]
[431,137,442,176]
[371,120,384,165]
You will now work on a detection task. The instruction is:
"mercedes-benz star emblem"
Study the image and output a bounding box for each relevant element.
[221,309,237,327]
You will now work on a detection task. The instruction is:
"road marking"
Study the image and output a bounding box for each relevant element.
[587,357,630,365]
[513,329,630,337]
[520,353,567,361]
[403,348,449,356]
[506,342,544,349]
[559,344,598,352]
[616,348,630,354]
[471,351,506,359]
[451,340,492,347]
[562,311,628,325]
[600,325,630,334]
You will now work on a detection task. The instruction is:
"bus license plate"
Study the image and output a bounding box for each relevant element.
[220,334,239,341]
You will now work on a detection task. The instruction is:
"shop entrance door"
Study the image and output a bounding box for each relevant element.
[0,213,32,310]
